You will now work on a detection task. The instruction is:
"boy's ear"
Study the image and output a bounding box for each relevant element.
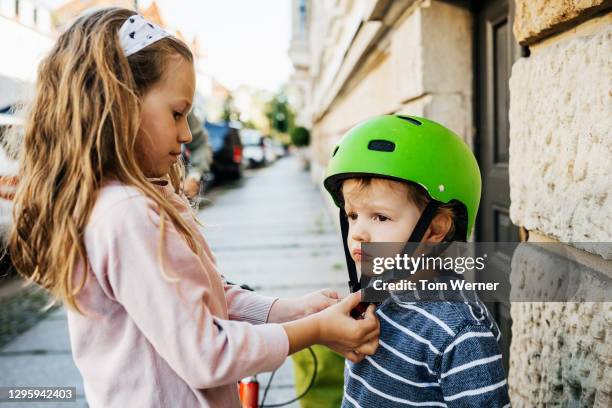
[423,213,452,243]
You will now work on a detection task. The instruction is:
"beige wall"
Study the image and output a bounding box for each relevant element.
[508,1,611,406]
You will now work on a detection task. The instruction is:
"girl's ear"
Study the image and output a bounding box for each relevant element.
[423,212,452,243]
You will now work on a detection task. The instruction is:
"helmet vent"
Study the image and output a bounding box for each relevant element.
[332,146,339,157]
[368,140,395,152]
[397,115,422,126]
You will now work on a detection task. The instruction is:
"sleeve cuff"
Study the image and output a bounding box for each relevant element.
[229,294,278,325]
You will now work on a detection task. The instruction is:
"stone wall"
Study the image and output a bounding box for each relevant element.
[508,25,611,254]
[514,0,611,45]
[509,240,610,407]
[508,1,611,406]
[509,301,612,406]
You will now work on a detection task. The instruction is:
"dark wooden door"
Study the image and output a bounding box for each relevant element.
[474,0,521,372]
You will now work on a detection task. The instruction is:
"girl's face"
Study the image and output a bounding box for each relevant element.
[136,55,195,178]
[343,179,422,264]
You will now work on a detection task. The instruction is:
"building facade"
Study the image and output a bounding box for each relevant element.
[0,0,54,109]
[289,0,611,406]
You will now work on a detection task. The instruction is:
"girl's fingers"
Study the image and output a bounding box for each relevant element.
[321,288,342,300]
[354,337,379,356]
[362,304,380,330]
[351,321,379,343]
[362,325,380,343]
[339,291,363,313]
[344,350,365,363]
[364,303,377,319]
[364,305,379,327]
[342,303,379,343]
[321,296,339,309]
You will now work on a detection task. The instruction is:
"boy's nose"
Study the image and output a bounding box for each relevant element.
[350,221,370,243]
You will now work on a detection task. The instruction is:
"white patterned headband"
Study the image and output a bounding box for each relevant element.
[118,14,171,57]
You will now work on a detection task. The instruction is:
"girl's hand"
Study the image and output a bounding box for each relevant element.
[282,291,380,363]
[268,289,342,323]
[300,288,343,316]
[316,291,380,363]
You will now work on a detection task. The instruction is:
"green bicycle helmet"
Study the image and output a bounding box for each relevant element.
[324,114,481,240]
[324,115,481,299]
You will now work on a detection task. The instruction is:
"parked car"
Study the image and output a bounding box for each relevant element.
[0,112,21,278]
[204,121,243,180]
[241,129,278,168]
[240,129,265,168]
[262,137,277,163]
[271,139,287,159]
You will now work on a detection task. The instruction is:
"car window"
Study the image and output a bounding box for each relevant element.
[241,130,262,146]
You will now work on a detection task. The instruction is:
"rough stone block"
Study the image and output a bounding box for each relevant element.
[514,0,610,45]
[509,301,612,406]
[508,26,612,255]
[421,1,472,95]
[508,241,612,406]
[390,6,424,103]
[390,1,472,103]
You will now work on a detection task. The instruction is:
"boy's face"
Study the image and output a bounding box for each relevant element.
[136,55,195,178]
[343,178,422,263]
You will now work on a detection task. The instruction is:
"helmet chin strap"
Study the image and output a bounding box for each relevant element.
[339,208,359,293]
[340,200,440,293]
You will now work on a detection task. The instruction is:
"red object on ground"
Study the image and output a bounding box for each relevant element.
[238,376,259,408]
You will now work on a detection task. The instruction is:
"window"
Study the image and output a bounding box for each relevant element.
[298,0,307,33]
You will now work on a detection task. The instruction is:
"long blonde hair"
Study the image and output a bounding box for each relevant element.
[9,7,202,313]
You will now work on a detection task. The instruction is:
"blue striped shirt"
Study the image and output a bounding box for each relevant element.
[343,297,510,407]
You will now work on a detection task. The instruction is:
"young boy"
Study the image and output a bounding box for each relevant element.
[324,115,511,407]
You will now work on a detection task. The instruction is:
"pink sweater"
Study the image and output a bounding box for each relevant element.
[66,180,289,407]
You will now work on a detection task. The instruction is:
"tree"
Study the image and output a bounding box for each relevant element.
[221,95,238,122]
[291,126,310,147]
[266,91,295,136]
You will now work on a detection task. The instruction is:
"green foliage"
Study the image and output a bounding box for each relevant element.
[291,126,310,147]
[222,95,238,122]
[291,346,344,408]
[266,91,295,136]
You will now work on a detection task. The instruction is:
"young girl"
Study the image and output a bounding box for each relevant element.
[8,7,379,407]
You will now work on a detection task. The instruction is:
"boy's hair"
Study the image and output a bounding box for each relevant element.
[8,7,200,313]
[341,177,468,241]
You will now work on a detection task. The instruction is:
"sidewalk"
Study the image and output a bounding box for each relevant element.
[0,155,347,407]
[0,306,86,407]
